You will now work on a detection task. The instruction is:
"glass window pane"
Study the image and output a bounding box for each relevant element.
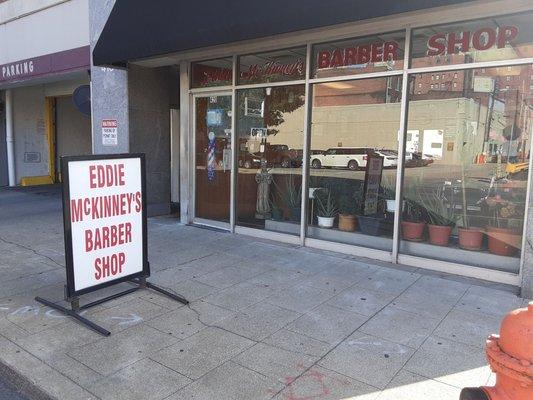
[191,58,233,88]
[194,95,232,222]
[236,85,306,234]
[400,65,532,273]
[411,12,533,68]
[312,31,405,79]
[238,48,306,85]
[308,77,403,251]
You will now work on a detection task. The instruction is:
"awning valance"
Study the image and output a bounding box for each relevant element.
[93,0,473,67]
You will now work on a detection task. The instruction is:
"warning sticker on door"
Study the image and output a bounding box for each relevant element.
[102,119,118,146]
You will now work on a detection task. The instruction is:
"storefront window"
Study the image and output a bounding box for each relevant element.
[236,85,305,234]
[312,31,405,79]
[400,65,532,272]
[191,58,233,88]
[307,77,402,250]
[238,48,306,85]
[411,13,533,68]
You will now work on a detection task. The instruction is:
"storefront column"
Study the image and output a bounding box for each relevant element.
[521,170,533,298]
[179,61,190,224]
[89,0,129,155]
[5,89,15,186]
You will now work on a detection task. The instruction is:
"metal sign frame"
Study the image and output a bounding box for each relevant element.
[61,153,150,298]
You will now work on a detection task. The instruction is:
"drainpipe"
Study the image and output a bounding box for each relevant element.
[5,89,15,186]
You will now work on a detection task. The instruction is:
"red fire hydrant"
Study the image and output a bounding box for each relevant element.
[460,301,533,400]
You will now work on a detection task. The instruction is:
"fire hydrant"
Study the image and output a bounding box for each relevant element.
[460,301,533,400]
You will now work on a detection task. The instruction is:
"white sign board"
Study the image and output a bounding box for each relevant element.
[102,119,118,146]
[62,155,148,296]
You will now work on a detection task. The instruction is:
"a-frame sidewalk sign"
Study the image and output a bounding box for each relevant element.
[35,153,188,336]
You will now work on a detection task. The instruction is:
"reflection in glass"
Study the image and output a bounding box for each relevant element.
[307,77,402,251]
[194,95,232,222]
[236,85,305,234]
[400,65,532,272]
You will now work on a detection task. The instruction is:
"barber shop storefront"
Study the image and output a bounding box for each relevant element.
[94,0,533,292]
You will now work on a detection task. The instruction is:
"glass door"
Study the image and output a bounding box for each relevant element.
[193,93,233,228]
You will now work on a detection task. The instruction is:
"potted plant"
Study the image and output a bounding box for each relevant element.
[274,174,302,222]
[486,201,521,256]
[420,188,455,246]
[457,139,483,250]
[457,215,483,251]
[270,193,283,221]
[315,188,337,229]
[338,192,360,232]
[401,198,426,241]
[380,174,396,213]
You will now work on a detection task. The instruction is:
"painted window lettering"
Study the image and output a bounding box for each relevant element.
[317,42,399,69]
[427,26,518,56]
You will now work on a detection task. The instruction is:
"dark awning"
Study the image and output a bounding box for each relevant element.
[93,0,473,67]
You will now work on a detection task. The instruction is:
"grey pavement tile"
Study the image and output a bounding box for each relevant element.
[44,353,103,388]
[164,279,220,302]
[91,358,191,400]
[262,329,334,358]
[150,327,254,379]
[404,336,491,388]
[0,317,30,341]
[167,361,283,400]
[433,309,501,348]
[193,265,265,289]
[203,280,275,311]
[274,366,380,400]
[13,320,101,360]
[316,261,379,284]
[87,298,168,333]
[359,305,441,348]
[318,332,415,389]
[286,304,368,345]
[455,285,523,317]
[267,284,334,313]
[248,269,310,290]
[326,286,396,317]
[0,269,65,298]
[0,336,97,400]
[377,370,461,400]
[391,290,458,320]
[299,272,356,295]
[147,301,236,339]
[68,324,179,376]
[232,342,319,384]
[360,267,420,296]
[216,302,301,341]
[5,302,70,334]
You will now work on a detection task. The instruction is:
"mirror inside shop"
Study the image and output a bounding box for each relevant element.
[231,65,531,271]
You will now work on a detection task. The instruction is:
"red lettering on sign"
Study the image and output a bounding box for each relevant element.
[88,163,126,188]
[94,252,125,280]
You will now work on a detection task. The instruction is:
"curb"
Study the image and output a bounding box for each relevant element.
[0,357,55,400]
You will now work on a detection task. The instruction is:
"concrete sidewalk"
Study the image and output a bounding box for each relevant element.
[0,186,530,400]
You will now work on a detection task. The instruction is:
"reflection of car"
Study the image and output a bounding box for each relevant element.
[310,147,372,170]
[239,144,302,169]
[374,150,398,168]
[310,147,398,170]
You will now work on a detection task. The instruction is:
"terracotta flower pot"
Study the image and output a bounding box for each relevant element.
[338,214,357,232]
[486,227,520,256]
[458,228,483,251]
[401,221,425,241]
[427,224,452,246]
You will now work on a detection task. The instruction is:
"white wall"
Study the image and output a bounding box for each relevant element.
[0,0,89,64]
[12,85,48,182]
